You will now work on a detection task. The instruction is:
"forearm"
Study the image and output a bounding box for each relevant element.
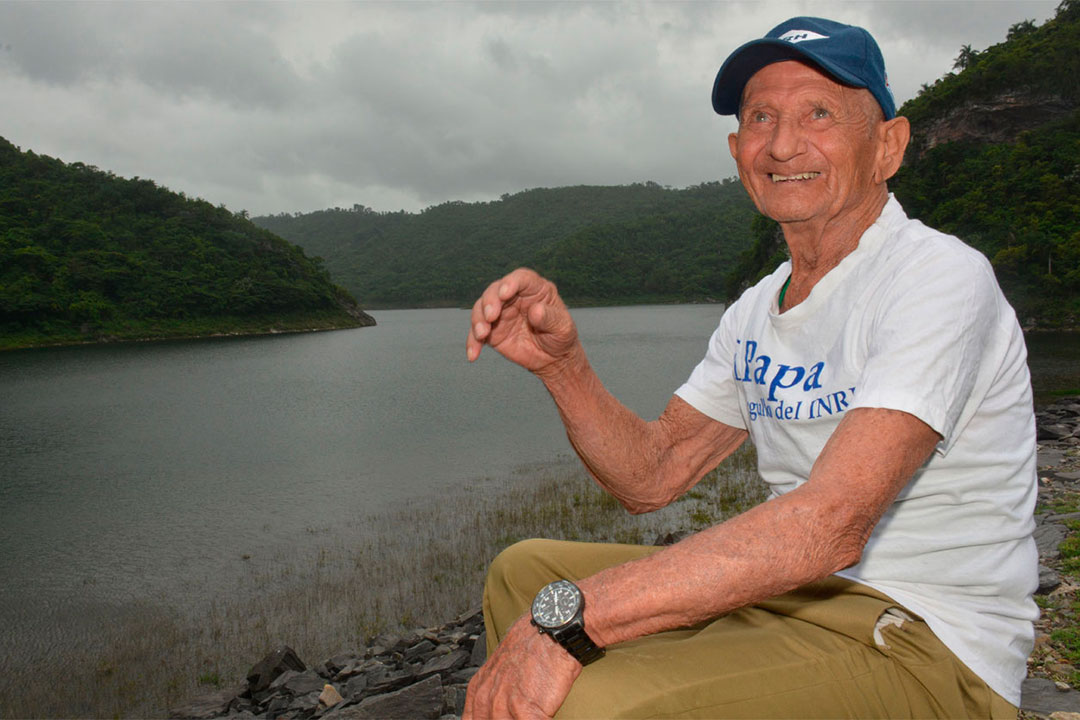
[577,482,862,647]
[537,345,743,513]
[576,407,939,649]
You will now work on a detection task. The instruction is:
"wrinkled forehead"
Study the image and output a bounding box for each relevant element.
[739,60,880,118]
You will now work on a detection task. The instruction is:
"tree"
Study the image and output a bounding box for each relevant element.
[953,44,980,71]
[1007,19,1037,39]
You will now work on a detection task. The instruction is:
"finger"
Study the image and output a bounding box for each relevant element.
[500,268,542,302]
[466,297,489,362]
[527,301,552,333]
[486,279,518,322]
[475,282,505,326]
[466,329,483,363]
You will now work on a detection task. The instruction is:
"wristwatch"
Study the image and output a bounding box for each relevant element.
[530,579,605,666]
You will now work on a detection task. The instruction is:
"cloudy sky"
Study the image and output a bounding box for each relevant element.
[0,1,1059,217]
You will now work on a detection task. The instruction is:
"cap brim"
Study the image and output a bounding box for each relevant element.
[711,38,869,116]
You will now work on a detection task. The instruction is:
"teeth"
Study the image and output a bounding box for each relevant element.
[771,172,820,183]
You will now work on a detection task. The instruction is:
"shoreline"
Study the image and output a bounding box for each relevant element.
[0,311,375,352]
[1,453,764,720]
[3,396,1076,718]
[167,398,1080,720]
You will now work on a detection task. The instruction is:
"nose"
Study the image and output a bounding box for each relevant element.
[768,116,806,162]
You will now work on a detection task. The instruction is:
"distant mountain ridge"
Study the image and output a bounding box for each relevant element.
[0,137,373,349]
[254,180,759,309]
[257,5,1079,325]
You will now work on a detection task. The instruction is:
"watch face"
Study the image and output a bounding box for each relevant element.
[532,580,582,629]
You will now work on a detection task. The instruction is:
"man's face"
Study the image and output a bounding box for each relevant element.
[728,60,884,228]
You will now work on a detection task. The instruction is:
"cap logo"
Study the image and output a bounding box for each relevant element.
[777,29,829,44]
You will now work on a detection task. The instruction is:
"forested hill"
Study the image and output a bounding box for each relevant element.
[730,0,1080,327]
[890,0,1079,326]
[0,137,373,350]
[254,180,758,308]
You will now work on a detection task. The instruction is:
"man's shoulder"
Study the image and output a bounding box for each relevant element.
[879,197,994,278]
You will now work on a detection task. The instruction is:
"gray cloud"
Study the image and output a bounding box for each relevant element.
[0,1,1060,216]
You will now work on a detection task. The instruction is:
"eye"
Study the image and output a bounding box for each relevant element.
[811,107,830,120]
[748,110,770,123]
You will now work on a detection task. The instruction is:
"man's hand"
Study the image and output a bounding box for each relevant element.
[464,615,582,719]
[466,268,579,375]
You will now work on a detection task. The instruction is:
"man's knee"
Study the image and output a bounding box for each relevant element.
[486,538,560,593]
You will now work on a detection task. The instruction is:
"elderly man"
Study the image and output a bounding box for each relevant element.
[464,17,1036,720]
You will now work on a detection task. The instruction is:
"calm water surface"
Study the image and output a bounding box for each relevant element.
[0,305,725,659]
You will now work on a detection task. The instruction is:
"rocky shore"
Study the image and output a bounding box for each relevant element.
[172,397,1080,720]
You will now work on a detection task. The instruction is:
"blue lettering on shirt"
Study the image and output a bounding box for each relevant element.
[734,338,854,422]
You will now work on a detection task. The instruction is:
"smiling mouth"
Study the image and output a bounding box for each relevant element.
[770,172,821,183]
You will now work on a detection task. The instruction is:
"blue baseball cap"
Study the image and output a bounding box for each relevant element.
[711,17,896,120]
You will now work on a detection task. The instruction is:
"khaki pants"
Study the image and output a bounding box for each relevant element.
[483,539,1016,719]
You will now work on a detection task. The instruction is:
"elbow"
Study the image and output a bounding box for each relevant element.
[618,490,675,515]
[830,538,865,573]
[824,521,873,573]
[607,465,689,515]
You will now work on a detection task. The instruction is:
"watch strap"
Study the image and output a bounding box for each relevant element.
[553,622,605,665]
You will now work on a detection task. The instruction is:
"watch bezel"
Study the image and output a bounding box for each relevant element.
[531,579,583,630]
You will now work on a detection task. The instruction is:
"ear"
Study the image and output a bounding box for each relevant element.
[874,116,911,184]
[728,132,739,160]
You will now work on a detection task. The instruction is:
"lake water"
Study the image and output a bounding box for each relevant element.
[1,306,1077,669]
[0,304,726,662]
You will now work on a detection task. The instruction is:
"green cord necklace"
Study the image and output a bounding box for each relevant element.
[778,275,792,308]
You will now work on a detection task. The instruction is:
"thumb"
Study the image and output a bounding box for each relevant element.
[528,301,571,337]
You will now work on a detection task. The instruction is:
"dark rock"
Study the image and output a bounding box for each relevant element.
[268,669,302,695]
[371,633,401,652]
[282,670,327,697]
[1048,511,1080,524]
[288,690,322,713]
[439,630,468,646]
[1021,677,1080,714]
[418,650,470,680]
[654,530,690,546]
[248,645,307,699]
[1058,471,1080,482]
[324,652,360,677]
[1035,523,1069,559]
[449,666,480,685]
[325,675,444,720]
[364,665,418,695]
[335,659,366,681]
[444,684,469,717]
[404,639,436,663]
[1038,564,1062,595]
[1040,449,1067,468]
[266,694,292,718]
[1040,424,1075,441]
[457,608,484,636]
[344,674,368,701]
[169,684,245,719]
[470,632,487,667]
[230,698,259,716]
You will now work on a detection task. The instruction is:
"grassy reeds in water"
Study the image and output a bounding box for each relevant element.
[0,446,764,719]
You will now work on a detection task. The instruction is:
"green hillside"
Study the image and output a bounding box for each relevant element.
[0,138,373,350]
[255,180,758,308]
[890,0,1080,326]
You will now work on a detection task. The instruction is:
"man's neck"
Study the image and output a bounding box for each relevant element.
[777,191,888,311]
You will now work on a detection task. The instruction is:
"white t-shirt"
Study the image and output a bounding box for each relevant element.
[675,195,1038,706]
